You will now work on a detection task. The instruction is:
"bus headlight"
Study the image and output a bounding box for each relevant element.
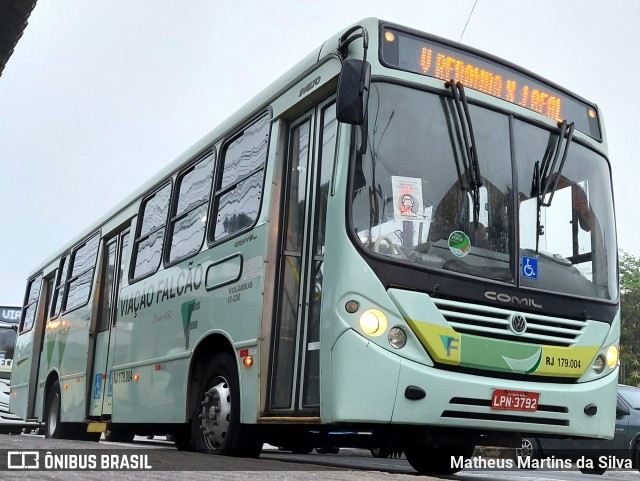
[591,345,618,374]
[359,309,387,337]
[592,355,606,374]
[388,327,407,349]
[606,345,619,368]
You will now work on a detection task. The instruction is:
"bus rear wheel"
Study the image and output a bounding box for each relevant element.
[403,443,474,475]
[44,380,100,442]
[45,381,68,439]
[191,353,262,457]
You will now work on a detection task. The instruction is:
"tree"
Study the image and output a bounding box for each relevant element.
[620,251,640,292]
[619,251,640,385]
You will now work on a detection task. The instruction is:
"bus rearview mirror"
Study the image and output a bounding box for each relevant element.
[336,58,371,125]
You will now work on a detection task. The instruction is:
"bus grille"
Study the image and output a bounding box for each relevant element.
[432,298,586,347]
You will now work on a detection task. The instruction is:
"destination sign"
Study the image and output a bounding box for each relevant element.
[0,306,20,323]
[380,28,601,140]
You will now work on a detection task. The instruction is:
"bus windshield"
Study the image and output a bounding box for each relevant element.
[351,81,617,301]
[0,324,17,380]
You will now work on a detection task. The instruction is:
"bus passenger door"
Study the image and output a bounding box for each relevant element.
[10,273,48,420]
[268,99,337,415]
[89,229,129,418]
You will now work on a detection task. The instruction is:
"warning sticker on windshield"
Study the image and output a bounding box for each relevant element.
[392,176,425,221]
[448,231,471,257]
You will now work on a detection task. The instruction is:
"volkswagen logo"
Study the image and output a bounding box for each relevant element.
[510,314,527,335]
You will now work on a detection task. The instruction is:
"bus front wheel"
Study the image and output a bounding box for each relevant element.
[403,443,474,475]
[191,353,262,457]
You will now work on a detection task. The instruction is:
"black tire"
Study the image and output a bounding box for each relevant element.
[45,381,72,439]
[403,443,474,475]
[190,353,262,457]
[44,380,100,442]
[104,428,134,443]
[173,426,192,451]
[516,438,540,468]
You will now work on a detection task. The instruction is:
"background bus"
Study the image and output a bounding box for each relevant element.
[11,18,618,475]
[1,305,38,433]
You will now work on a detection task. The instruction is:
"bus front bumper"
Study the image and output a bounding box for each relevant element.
[330,329,617,439]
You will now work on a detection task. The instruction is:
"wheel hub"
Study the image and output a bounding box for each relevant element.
[48,393,60,435]
[200,378,231,449]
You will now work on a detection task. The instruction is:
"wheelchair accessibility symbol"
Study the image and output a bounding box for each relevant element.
[522,256,538,279]
[94,373,102,400]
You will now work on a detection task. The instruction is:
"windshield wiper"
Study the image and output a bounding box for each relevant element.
[531,119,575,251]
[446,80,482,227]
[534,120,575,206]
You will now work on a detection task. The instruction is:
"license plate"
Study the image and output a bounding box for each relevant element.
[491,389,539,412]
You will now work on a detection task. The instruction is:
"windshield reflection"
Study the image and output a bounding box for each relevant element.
[515,119,617,300]
[350,82,617,301]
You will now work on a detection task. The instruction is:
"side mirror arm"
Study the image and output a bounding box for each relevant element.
[336,25,371,126]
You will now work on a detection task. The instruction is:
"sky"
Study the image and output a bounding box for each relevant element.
[1,0,638,305]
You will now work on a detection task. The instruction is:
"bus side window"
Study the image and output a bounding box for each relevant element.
[65,233,100,312]
[50,254,70,318]
[131,183,172,280]
[20,274,43,333]
[167,151,215,263]
[211,112,271,242]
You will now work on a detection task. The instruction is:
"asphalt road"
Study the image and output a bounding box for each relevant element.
[1,433,640,480]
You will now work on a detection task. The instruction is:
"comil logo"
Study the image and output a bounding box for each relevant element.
[7,451,39,469]
[484,291,542,309]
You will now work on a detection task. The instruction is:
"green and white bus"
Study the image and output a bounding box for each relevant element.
[11,18,619,475]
